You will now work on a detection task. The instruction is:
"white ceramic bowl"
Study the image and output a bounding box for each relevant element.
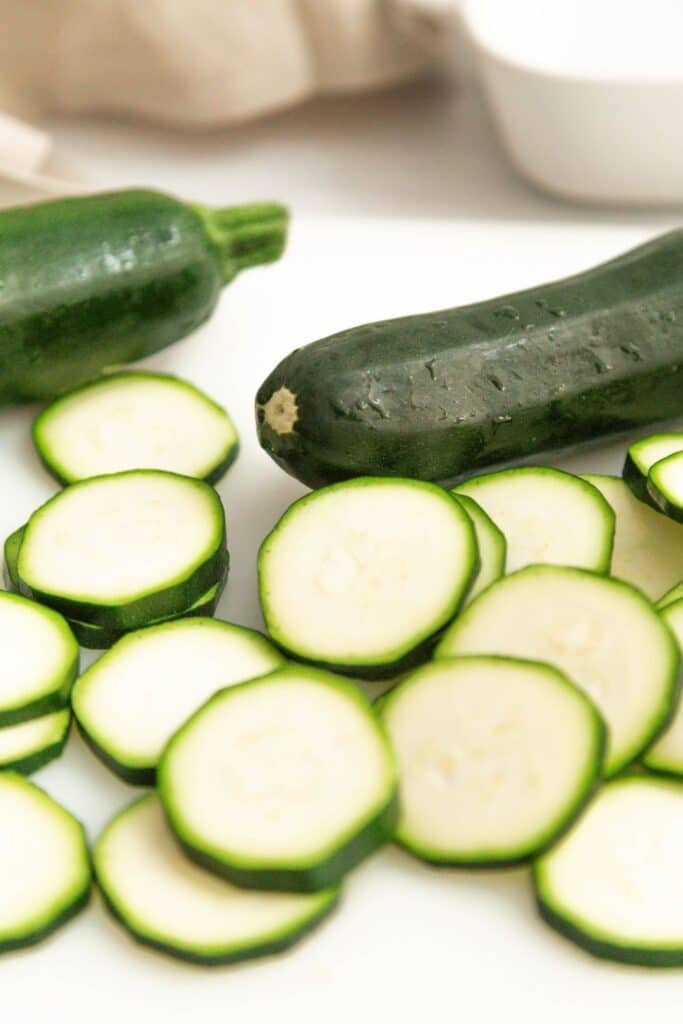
[461,0,683,205]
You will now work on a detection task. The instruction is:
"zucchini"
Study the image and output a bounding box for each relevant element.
[18,470,227,629]
[452,494,506,603]
[534,777,683,966]
[436,566,679,777]
[454,467,614,574]
[643,600,683,776]
[0,773,90,953]
[647,452,683,522]
[0,190,287,403]
[659,582,683,610]
[0,591,78,726]
[33,372,239,486]
[94,794,339,965]
[256,229,683,488]
[73,618,285,784]
[158,665,398,892]
[583,475,683,601]
[623,433,683,505]
[258,477,478,679]
[378,656,604,866]
[3,523,22,591]
[0,709,70,775]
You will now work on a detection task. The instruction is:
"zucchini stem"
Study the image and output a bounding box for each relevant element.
[191,201,289,282]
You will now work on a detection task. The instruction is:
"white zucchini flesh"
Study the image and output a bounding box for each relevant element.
[583,475,683,601]
[436,566,679,777]
[378,657,604,865]
[18,470,224,608]
[159,665,397,891]
[648,452,683,520]
[0,773,90,952]
[33,372,238,485]
[454,467,614,574]
[643,601,683,775]
[0,591,78,726]
[95,794,338,965]
[72,618,285,782]
[258,477,477,674]
[0,709,71,773]
[452,494,506,603]
[535,777,683,965]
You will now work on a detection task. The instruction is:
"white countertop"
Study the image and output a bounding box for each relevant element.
[2,76,682,1023]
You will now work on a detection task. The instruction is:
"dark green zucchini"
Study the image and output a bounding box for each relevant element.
[256,230,683,488]
[0,189,287,402]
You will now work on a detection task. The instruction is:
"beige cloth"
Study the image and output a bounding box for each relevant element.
[0,0,449,127]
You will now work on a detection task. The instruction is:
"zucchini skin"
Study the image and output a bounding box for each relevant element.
[257,230,683,487]
[0,190,287,402]
[0,716,71,777]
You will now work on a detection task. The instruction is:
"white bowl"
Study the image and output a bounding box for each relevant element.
[461,0,683,205]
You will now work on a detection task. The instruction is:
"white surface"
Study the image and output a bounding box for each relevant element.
[1,87,682,1020]
[464,0,683,203]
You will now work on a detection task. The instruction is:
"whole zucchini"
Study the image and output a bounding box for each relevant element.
[257,230,683,488]
[0,189,287,401]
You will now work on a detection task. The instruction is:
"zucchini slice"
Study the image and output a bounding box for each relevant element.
[33,372,239,486]
[0,773,90,953]
[454,467,614,574]
[535,777,683,966]
[159,665,398,892]
[18,470,227,629]
[659,582,683,610]
[378,656,604,866]
[0,591,78,726]
[583,475,683,602]
[643,600,683,776]
[647,452,683,522]
[436,566,679,777]
[258,477,477,678]
[0,709,71,774]
[3,523,22,591]
[95,793,339,965]
[452,494,506,603]
[624,433,683,505]
[73,618,285,784]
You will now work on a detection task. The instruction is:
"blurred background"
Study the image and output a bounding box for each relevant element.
[1,0,682,220]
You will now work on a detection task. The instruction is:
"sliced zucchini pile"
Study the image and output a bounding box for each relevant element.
[0,773,90,952]
[73,618,285,784]
[8,469,228,646]
[258,477,478,678]
[95,794,339,965]
[159,664,398,891]
[535,777,683,966]
[378,656,604,866]
[452,494,506,603]
[583,475,683,602]
[0,709,71,774]
[33,372,239,486]
[454,467,614,574]
[436,566,679,777]
[623,432,683,505]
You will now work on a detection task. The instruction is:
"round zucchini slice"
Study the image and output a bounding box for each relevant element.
[378,656,604,866]
[623,433,683,505]
[452,494,506,603]
[258,477,477,678]
[535,777,683,966]
[583,475,683,602]
[648,452,683,522]
[454,467,614,574]
[73,618,285,784]
[18,470,227,629]
[0,773,90,953]
[95,793,339,965]
[159,665,398,892]
[436,566,679,777]
[0,591,78,726]
[0,709,71,774]
[33,372,239,486]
